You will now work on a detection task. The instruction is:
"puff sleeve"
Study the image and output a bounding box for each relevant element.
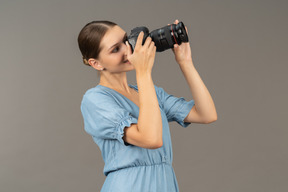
[80,90,138,146]
[155,85,195,127]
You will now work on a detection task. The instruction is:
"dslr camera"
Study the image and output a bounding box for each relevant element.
[127,21,189,53]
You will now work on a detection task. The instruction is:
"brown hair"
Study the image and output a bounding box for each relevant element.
[77,20,117,76]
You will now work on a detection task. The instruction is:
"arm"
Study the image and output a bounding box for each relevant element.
[123,73,163,148]
[171,19,217,124]
[180,62,217,124]
[123,32,163,149]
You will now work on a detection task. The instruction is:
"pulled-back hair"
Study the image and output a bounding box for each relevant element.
[77,20,117,75]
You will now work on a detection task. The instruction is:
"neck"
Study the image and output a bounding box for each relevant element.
[99,72,132,94]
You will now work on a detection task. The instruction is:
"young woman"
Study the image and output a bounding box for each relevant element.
[78,19,217,192]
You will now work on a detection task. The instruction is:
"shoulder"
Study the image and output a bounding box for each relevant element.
[81,86,115,106]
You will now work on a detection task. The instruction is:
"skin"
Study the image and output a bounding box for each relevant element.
[87,24,161,148]
[87,19,188,96]
[88,25,139,94]
[86,20,217,148]
[87,20,185,95]
[88,20,217,123]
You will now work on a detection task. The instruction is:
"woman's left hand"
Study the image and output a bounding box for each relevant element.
[169,19,193,65]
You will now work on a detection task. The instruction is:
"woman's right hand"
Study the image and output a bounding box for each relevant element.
[125,31,156,75]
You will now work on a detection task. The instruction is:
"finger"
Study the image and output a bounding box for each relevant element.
[135,31,144,50]
[152,45,157,57]
[143,36,152,50]
[126,41,132,57]
[147,40,155,53]
[185,26,188,34]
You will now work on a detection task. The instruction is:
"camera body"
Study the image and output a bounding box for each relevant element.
[127,21,189,53]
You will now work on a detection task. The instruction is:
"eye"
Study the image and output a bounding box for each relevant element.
[112,46,120,53]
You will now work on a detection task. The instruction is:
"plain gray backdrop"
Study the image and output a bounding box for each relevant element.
[1,0,287,191]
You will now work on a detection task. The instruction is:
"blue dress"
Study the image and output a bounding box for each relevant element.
[80,84,195,192]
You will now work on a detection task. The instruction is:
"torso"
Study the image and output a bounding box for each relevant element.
[118,89,140,108]
[98,83,140,108]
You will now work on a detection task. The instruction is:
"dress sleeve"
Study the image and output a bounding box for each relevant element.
[80,91,138,146]
[155,85,195,128]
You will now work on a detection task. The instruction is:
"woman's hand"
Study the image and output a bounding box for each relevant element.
[126,31,156,74]
[169,19,193,65]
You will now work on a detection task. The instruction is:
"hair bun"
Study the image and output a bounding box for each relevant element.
[82,56,89,65]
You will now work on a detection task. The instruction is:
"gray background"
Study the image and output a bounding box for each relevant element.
[1,0,287,191]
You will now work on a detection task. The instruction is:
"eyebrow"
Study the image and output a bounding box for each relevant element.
[108,32,128,51]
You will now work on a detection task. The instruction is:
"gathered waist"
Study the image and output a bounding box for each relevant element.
[108,161,172,176]
[102,161,179,192]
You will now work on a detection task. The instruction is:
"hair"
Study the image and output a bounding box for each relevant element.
[77,20,117,76]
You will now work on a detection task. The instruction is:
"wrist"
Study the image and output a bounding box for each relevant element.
[136,71,152,81]
[178,59,194,66]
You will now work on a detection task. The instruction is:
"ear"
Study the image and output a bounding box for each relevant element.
[88,58,103,71]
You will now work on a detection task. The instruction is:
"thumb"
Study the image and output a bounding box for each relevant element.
[126,41,132,58]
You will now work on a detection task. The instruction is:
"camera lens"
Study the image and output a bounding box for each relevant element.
[149,21,189,52]
[127,26,150,53]
[127,21,189,53]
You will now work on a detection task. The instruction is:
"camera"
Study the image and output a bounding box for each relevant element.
[127,21,189,53]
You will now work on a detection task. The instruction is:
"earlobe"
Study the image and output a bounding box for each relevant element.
[88,58,104,70]
[96,63,104,71]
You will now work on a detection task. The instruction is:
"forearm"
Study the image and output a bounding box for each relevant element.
[136,72,163,145]
[179,60,217,121]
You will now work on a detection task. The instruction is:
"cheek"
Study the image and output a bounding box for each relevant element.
[111,54,123,64]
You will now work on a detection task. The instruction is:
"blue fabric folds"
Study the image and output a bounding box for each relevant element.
[115,116,138,146]
[80,84,195,191]
[155,86,195,127]
[81,90,138,146]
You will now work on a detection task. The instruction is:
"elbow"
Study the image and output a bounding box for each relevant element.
[208,118,217,124]
[156,140,163,148]
[149,139,163,149]
[205,116,218,124]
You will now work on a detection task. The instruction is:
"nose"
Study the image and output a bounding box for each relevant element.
[123,41,129,55]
